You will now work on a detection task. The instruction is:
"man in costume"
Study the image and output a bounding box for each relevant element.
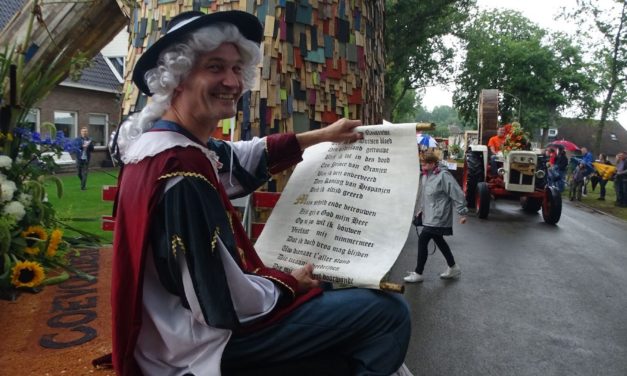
[111,10,411,376]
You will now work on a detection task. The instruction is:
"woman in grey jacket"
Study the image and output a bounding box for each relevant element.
[404,152,468,283]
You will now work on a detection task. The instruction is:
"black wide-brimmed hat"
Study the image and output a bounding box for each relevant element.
[132,10,263,96]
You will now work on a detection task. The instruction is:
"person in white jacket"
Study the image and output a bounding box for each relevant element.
[405,152,468,283]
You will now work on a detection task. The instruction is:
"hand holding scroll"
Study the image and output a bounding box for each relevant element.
[296,118,364,150]
[290,263,321,293]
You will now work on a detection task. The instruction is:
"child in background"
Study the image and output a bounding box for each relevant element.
[570,162,587,201]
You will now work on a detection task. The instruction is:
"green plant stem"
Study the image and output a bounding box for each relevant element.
[40,270,69,285]
[49,259,95,281]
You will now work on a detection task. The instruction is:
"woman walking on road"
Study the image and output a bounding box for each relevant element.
[405,152,468,283]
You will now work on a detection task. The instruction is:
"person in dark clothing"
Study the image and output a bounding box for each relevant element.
[595,153,613,201]
[74,126,94,190]
[615,152,627,207]
[550,147,568,192]
[570,162,587,201]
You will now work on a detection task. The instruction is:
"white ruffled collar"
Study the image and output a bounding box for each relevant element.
[121,131,221,169]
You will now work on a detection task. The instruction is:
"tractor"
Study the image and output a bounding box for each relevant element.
[462,89,562,224]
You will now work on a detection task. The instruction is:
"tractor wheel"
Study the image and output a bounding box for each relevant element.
[464,151,484,208]
[520,196,542,213]
[476,182,491,219]
[542,186,562,224]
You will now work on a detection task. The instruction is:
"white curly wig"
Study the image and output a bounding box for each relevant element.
[117,22,261,157]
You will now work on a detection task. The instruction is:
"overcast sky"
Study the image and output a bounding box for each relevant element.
[422,0,627,128]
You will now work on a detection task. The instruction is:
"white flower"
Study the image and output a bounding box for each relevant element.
[1,180,17,202]
[0,156,11,169]
[3,200,25,221]
[18,193,33,207]
[0,173,6,183]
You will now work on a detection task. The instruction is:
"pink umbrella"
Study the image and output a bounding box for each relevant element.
[547,140,580,151]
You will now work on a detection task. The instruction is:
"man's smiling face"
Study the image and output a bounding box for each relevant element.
[175,42,244,126]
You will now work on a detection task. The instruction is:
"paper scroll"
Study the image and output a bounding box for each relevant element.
[255,123,419,288]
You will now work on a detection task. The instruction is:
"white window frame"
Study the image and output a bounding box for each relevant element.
[24,108,40,132]
[53,110,78,138]
[88,112,109,147]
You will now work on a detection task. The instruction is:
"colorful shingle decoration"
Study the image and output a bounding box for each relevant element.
[121,0,384,141]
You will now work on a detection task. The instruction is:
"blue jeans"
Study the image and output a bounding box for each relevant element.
[223,288,411,376]
[549,168,566,192]
[77,159,89,189]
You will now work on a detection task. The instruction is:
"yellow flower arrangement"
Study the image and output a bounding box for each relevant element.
[0,128,100,300]
[11,260,45,289]
[46,229,63,258]
[21,225,48,256]
[0,2,103,300]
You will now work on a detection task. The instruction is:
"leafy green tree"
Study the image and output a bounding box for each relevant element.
[414,105,464,137]
[390,81,422,122]
[384,0,474,121]
[566,0,627,153]
[453,9,596,142]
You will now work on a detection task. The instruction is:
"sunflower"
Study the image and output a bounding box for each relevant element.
[46,229,63,258]
[11,260,45,288]
[21,225,48,255]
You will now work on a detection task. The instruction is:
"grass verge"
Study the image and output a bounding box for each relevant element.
[44,167,119,244]
[562,179,627,222]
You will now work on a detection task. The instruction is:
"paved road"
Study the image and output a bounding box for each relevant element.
[389,198,627,376]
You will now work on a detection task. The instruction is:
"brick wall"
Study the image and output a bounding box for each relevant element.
[36,85,121,143]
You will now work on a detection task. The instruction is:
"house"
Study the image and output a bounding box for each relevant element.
[1,0,126,168]
[549,118,627,160]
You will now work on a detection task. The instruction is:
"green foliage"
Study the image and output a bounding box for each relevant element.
[391,81,422,122]
[449,143,463,159]
[0,140,103,296]
[0,1,93,134]
[45,170,118,244]
[384,0,475,120]
[453,9,596,138]
[416,105,464,137]
[0,1,111,299]
[565,0,627,153]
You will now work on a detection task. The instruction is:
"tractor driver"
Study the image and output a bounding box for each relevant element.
[488,127,506,176]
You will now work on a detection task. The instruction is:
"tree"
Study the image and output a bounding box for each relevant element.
[384,0,474,121]
[453,9,596,142]
[390,81,423,122]
[567,0,627,153]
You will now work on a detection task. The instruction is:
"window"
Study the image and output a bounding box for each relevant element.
[54,111,77,138]
[88,114,108,146]
[610,133,618,141]
[23,108,39,132]
[107,56,124,78]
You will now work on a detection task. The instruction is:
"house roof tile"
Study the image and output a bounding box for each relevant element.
[2,2,121,94]
[0,0,26,31]
[553,118,627,156]
[62,53,122,93]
